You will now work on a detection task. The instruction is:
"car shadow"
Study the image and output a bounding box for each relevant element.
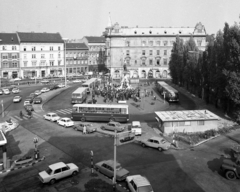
[207,156,225,176]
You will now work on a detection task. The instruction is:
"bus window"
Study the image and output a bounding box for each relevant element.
[120,108,127,114]
[73,107,78,112]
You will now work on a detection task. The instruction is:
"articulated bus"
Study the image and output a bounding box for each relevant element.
[71,87,88,104]
[81,78,98,93]
[156,81,179,102]
[72,104,129,122]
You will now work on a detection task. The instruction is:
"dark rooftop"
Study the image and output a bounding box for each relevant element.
[66,43,88,50]
[17,32,64,43]
[0,33,19,44]
[84,36,105,43]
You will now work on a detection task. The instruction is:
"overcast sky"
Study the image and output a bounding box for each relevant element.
[0,0,239,39]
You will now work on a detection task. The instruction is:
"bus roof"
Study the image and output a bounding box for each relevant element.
[157,81,178,93]
[82,78,98,85]
[73,104,128,108]
[72,87,87,94]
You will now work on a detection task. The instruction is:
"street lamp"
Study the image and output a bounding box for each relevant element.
[62,38,69,87]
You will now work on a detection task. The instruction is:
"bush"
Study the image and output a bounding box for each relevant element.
[84,179,120,192]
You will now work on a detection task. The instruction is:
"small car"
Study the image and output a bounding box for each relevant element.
[33,97,42,104]
[3,88,10,95]
[58,84,65,88]
[126,175,154,192]
[12,87,20,94]
[95,160,129,181]
[44,112,60,122]
[38,162,79,184]
[24,104,34,111]
[101,121,125,132]
[25,96,33,103]
[24,100,31,106]
[57,117,74,127]
[41,87,50,93]
[0,89,3,95]
[131,121,142,136]
[72,79,81,83]
[141,136,171,151]
[29,93,36,98]
[41,80,50,84]
[34,90,42,96]
[13,95,22,103]
[73,123,97,133]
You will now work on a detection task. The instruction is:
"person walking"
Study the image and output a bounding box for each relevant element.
[83,125,87,134]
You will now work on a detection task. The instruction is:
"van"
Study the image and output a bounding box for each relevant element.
[131,121,142,136]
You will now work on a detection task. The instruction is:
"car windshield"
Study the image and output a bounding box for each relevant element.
[66,119,70,122]
[138,185,153,192]
[46,168,53,175]
[161,139,166,143]
[52,114,57,117]
[15,96,20,99]
[116,165,122,170]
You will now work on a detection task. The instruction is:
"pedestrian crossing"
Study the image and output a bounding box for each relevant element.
[55,108,72,114]
[10,112,43,122]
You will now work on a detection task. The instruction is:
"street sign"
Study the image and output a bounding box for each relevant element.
[116,131,135,146]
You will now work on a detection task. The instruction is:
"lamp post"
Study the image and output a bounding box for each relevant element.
[62,38,69,87]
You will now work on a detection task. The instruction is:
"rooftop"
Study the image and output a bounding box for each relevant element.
[84,36,105,43]
[66,43,88,50]
[17,32,64,43]
[0,33,19,45]
[155,110,220,122]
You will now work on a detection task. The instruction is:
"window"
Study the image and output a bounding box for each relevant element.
[149,41,153,46]
[3,46,6,50]
[62,166,69,172]
[2,54,8,59]
[50,61,54,66]
[142,60,146,65]
[197,40,202,46]
[12,62,18,68]
[32,61,37,66]
[58,46,61,51]
[135,60,137,65]
[12,54,17,59]
[50,54,54,58]
[41,54,45,59]
[12,46,16,50]
[58,54,61,58]
[24,54,27,59]
[197,121,205,125]
[32,47,36,51]
[157,50,160,55]
[58,60,61,65]
[41,46,44,51]
[185,121,191,126]
[24,61,28,67]
[23,47,26,51]
[149,59,153,65]
[54,169,61,174]
[50,46,53,51]
[32,54,36,59]
[126,41,130,47]
[156,59,160,65]
[126,50,130,56]
[149,50,152,55]
[142,41,146,46]
[142,50,145,55]
[3,62,8,68]
[163,41,168,46]
[40,61,45,66]
[164,122,172,127]
[164,50,167,56]
[163,58,167,65]
[170,41,174,46]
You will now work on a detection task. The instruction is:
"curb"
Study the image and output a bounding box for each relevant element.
[0,156,45,174]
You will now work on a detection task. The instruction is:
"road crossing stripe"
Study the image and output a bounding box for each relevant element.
[22,116,28,120]
[13,116,22,121]
[56,110,69,114]
[32,112,42,118]
[56,109,64,112]
[64,109,72,112]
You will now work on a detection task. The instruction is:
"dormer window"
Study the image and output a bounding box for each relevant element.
[149,31,152,34]
[179,30,182,34]
[164,31,167,34]
[134,31,137,34]
[126,41,130,47]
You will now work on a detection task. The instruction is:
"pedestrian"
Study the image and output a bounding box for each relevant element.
[20,110,23,118]
[28,81,30,86]
[83,125,87,134]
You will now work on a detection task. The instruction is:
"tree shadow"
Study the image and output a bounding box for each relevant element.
[207,156,225,176]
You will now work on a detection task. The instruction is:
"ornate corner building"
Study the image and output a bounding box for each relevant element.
[103,22,207,79]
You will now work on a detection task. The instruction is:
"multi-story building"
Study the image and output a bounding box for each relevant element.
[0,33,20,78]
[66,43,89,75]
[103,22,207,79]
[17,32,64,78]
[82,36,106,72]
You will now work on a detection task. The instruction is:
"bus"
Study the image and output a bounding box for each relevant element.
[71,87,88,104]
[156,81,179,102]
[72,104,129,122]
[81,78,98,93]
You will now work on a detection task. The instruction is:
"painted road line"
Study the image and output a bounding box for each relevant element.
[32,112,42,118]
[64,109,72,112]
[13,116,22,121]
[22,116,28,120]
[56,110,69,114]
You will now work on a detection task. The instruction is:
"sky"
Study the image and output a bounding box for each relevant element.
[0,0,239,39]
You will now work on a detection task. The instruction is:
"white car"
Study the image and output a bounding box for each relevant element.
[126,175,154,192]
[57,117,74,127]
[72,79,81,83]
[41,87,50,93]
[24,100,31,106]
[13,96,22,103]
[58,84,65,88]
[12,88,20,94]
[34,90,42,96]
[38,162,79,184]
[43,113,60,122]
[3,88,10,95]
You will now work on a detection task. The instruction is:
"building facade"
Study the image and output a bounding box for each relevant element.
[66,43,89,75]
[0,33,20,78]
[103,22,207,79]
[82,36,106,73]
[17,32,64,78]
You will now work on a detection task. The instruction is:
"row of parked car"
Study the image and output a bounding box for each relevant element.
[0,87,20,95]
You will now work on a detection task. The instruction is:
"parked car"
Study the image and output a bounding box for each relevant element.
[49,84,58,90]
[24,104,34,111]
[57,117,74,127]
[73,123,97,133]
[29,93,36,98]
[58,83,65,88]
[25,96,33,103]
[0,89,3,95]
[72,79,81,83]
[24,100,31,106]
[2,88,10,95]
[43,112,60,122]
[41,80,50,84]
[34,90,42,96]
[141,136,170,151]
[13,95,22,103]
[33,97,42,104]
[126,175,154,192]
[130,121,142,136]
[38,162,79,184]
[100,121,125,132]
[41,87,50,93]
[12,87,20,94]
[95,160,129,181]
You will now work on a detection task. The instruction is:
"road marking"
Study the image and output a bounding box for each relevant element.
[22,116,28,120]
[13,116,22,121]
[32,112,42,118]
[56,110,69,114]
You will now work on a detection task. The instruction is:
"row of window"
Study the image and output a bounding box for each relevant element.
[67,67,88,73]
[164,120,205,127]
[89,46,105,51]
[125,50,168,56]
[2,62,18,68]
[23,60,62,67]
[23,46,61,51]
[2,54,18,59]
[22,54,62,59]
[2,46,17,51]
[66,60,88,65]
[124,58,168,66]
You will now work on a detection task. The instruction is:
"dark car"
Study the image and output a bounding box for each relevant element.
[25,96,33,103]
[33,97,42,104]
[49,84,58,90]
[24,104,34,111]
[29,93,36,98]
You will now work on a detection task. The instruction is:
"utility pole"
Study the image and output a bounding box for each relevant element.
[113,129,117,192]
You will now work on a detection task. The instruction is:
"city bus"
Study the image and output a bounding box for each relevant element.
[81,78,98,93]
[71,87,88,104]
[72,104,129,122]
[156,81,179,102]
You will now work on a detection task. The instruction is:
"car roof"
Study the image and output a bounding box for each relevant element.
[150,136,163,141]
[14,95,21,97]
[132,121,141,126]
[34,97,42,99]
[128,175,151,187]
[61,117,71,120]
[49,162,66,170]
[47,112,57,115]
[103,160,120,167]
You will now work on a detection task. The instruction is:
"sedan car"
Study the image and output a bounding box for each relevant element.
[43,112,60,122]
[33,97,42,104]
[57,117,74,127]
[34,90,41,96]
[73,123,97,133]
[13,95,22,103]
[95,160,129,181]
[29,93,36,98]
[58,84,65,88]
[3,88,10,95]
[0,89,3,95]
[126,175,154,192]
[72,79,81,83]
[101,121,125,132]
[25,96,33,103]
[41,87,50,93]
[141,136,171,151]
[38,162,79,184]
[12,87,20,94]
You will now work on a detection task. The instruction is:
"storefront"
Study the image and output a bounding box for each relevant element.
[148,69,153,79]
